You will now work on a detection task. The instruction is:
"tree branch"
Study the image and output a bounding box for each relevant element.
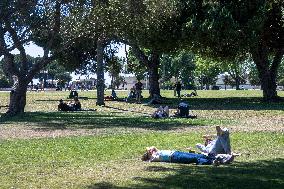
[4,19,28,76]
[270,48,284,75]
[129,43,149,67]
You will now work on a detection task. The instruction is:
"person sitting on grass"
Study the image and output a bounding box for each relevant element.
[58,99,72,111]
[71,96,81,111]
[194,126,232,156]
[141,146,239,165]
[174,101,197,118]
[151,106,169,118]
[58,97,81,111]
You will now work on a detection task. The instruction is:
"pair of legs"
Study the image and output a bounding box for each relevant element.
[176,90,181,98]
[196,126,231,155]
[136,90,142,103]
[171,151,213,165]
[152,106,169,118]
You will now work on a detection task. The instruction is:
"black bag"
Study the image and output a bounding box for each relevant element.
[178,105,190,117]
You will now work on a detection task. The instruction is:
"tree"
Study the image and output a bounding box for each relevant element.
[160,51,196,89]
[194,57,222,90]
[277,59,284,86]
[184,0,284,101]
[222,57,250,90]
[105,49,124,89]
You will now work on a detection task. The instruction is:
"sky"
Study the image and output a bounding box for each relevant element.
[4,42,129,85]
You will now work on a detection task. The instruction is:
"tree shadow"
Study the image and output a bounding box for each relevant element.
[144,97,284,111]
[86,158,284,189]
[0,111,215,131]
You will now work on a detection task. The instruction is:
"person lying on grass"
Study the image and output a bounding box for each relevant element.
[191,126,232,156]
[151,106,169,118]
[141,146,240,165]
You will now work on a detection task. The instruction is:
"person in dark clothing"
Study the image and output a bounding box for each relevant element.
[135,80,143,103]
[72,96,81,111]
[69,90,78,99]
[58,99,72,111]
[175,81,182,98]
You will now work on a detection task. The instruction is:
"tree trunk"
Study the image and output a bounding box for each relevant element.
[148,51,160,98]
[5,81,28,116]
[251,46,284,101]
[96,37,105,106]
[130,45,161,98]
[235,76,240,90]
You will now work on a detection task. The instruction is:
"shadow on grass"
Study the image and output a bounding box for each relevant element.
[86,158,284,189]
[0,111,219,131]
[143,97,284,111]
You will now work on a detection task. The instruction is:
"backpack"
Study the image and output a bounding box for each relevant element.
[178,103,190,117]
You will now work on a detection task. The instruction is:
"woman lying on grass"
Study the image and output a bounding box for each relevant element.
[141,146,240,166]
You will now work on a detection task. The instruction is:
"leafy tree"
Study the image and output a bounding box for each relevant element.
[45,61,72,87]
[222,57,250,90]
[0,0,76,116]
[160,51,196,89]
[194,57,222,90]
[125,48,147,81]
[105,52,124,89]
[184,0,284,101]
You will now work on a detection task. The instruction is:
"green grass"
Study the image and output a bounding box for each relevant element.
[0,132,283,188]
[0,90,284,188]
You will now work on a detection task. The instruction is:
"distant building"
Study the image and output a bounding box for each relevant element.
[123,76,148,90]
[215,74,260,90]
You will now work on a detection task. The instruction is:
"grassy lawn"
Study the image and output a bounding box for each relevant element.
[0,90,284,188]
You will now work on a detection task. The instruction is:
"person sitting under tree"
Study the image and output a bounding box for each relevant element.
[135,80,143,103]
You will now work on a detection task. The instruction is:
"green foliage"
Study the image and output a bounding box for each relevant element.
[125,47,147,80]
[160,51,196,89]
[194,56,222,89]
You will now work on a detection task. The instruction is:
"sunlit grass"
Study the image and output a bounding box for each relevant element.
[0,132,283,188]
[0,90,284,188]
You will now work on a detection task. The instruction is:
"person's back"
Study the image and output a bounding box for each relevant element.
[58,100,71,111]
[135,81,143,91]
[72,97,81,111]
[178,102,189,117]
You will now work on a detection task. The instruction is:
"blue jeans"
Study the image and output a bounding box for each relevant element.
[171,151,213,165]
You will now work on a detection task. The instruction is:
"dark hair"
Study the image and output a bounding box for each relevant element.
[59,99,63,102]
[141,152,150,161]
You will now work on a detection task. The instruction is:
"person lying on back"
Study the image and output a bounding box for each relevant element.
[141,146,239,165]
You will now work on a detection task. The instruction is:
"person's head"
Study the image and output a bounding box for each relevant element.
[59,99,63,103]
[146,146,157,154]
[216,126,223,136]
[141,152,151,161]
